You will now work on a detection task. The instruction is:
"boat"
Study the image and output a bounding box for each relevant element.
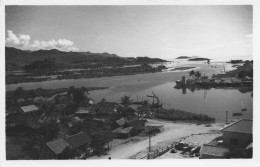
[233,112,243,116]
[241,108,247,111]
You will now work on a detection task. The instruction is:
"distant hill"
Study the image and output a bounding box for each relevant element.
[5,47,166,70]
[188,57,210,61]
[176,56,191,59]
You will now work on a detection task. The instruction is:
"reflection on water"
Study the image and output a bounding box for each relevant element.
[89,82,253,122]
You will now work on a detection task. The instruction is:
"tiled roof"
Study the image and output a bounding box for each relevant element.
[115,118,128,126]
[200,144,229,158]
[221,119,252,134]
[20,105,39,113]
[112,127,133,134]
[98,102,118,114]
[65,132,91,149]
[46,138,69,155]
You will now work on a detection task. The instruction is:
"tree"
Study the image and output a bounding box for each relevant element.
[195,71,202,80]
[38,119,60,142]
[120,95,133,107]
[189,70,195,79]
[63,103,77,115]
[120,95,134,117]
[71,88,85,105]
[13,87,24,101]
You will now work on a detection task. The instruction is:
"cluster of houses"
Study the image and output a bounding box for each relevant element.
[6,89,157,159]
[40,132,93,159]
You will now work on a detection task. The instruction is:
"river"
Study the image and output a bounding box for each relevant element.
[6,60,253,122]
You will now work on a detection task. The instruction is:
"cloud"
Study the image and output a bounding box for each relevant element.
[31,39,79,51]
[5,30,79,52]
[6,30,31,47]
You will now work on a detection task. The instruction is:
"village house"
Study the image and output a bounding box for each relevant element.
[33,96,46,104]
[96,102,120,117]
[64,132,92,153]
[41,138,70,159]
[221,119,252,147]
[200,144,230,159]
[75,98,96,118]
[112,126,134,139]
[55,92,73,104]
[20,105,40,116]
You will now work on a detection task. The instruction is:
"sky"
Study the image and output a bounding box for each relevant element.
[5,5,253,60]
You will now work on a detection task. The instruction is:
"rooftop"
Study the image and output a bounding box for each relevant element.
[65,132,91,149]
[20,105,39,113]
[46,138,69,155]
[112,127,133,134]
[200,144,229,158]
[98,102,118,114]
[221,119,252,134]
[115,118,128,126]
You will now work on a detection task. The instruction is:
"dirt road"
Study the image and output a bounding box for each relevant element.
[89,119,223,159]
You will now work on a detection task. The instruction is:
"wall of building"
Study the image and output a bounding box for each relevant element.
[223,131,252,147]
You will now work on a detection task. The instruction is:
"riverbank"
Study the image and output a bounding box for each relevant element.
[6,62,167,84]
[170,67,196,71]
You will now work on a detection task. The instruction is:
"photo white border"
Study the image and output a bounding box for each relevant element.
[1,1,260,167]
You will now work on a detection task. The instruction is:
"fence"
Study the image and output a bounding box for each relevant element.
[105,138,131,150]
[140,144,174,159]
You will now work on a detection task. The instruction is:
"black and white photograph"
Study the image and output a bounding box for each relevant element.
[1,0,259,166]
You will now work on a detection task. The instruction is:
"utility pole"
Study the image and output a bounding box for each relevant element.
[149,134,151,152]
[225,111,228,124]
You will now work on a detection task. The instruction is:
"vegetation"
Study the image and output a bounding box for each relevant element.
[188,70,202,80]
[24,58,57,74]
[154,108,215,122]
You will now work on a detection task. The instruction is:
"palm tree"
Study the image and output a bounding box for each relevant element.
[120,95,133,108]
[189,70,195,79]
[120,96,133,117]
[195,71,202,80]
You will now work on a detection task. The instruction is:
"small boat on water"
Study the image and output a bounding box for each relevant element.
[241,108,247,111]
[233,112,243,116]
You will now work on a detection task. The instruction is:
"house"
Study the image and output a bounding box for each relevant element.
[20,105,40,116]
[112,127,134,139]
[97,102,119,116]
[45,94,57,105]
[41,138,70,159]
[75,107,96,118]
[33,96,46,104]
[64,132,92,151]
[200,144,230,159]
[55,92,72,104]
[115,118,128,127]
[128,119,145,132]
[79,98,94,107]
[145,124,164,132]
[221,119,252,147]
